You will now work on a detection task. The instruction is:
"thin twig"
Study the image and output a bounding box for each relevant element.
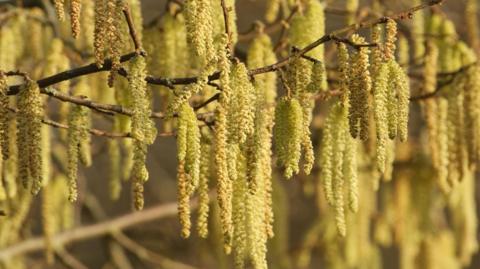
[273,5,299,52]
[55,247,89,269]
[121,3,144,55]
[194,93,220,111]
[220,0,233,55]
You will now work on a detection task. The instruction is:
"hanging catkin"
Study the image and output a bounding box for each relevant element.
[54,0,65,21]
[17,78,43,194]
[197,134,212,238]
[67,103,88,202]
[215,43,233,253]
[184,0,216,65]
[128,56,156,210]
[70,0,82,39]
[0,71,9,160]
[273,97,303,179]
[348,34,371,140]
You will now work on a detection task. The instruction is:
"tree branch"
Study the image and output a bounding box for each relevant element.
[0,199,196,260]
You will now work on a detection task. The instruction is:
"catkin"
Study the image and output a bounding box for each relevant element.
[465,0,479,52]
[54,0,65,21]
[128,56,155,210]
[184,0,216,65]
[17,78,43,194]
[94,0,107,66]
[228,62,256,144]
[389,60,410,142]
[0,72,9,160]
[348,34,371,140]
[67,104,88,202]
[273,97,303,179]
[70,0,82,39]
[373,63,389,172]
[197,136,211,238]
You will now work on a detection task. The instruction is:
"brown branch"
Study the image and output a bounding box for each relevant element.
[220,0,233,55]
[0,199,195,260]
[194,93,220,111]
[121,3,144,55]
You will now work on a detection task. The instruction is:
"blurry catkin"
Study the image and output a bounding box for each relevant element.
[412,0,425,63]
[465,0,479,52]
[265,0,279,23]
[67,104,88,202]
[70,0,82,39]
[73,81,92,167]
[389,60,410,142]
[197,138,211,238]
[373,63,389,173]
[132,140,148,210]
[332,107,347,237]
[320,105,336,205]
[344,137,358,213]
[17,79,43,194]
[54,0,65,21]
[348,34,371,140]
[437,98,450,191]
[228,62,256,144]
[106,0,123,85]
[177,159,191,238]
[0,72,9,160]
[345,0,359,25]
[273,97,303,179]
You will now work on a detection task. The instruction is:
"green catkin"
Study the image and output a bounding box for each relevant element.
[384,19,397,62]
[228,62,256,145]
[70,0,82,39]
[345,0,359,25]
[349,34,371,140]
[17,78,43,194]
[265,0,280,23]
[184,0,216,65]
[73,81,92,167]
[306,61,327,93]
[370,24,383,75]
[344,137,358,213]
[67,104,87,202]
[373,62,389,173]
[216,43,233,253]
[54,0,65,21]
[197,137,211,238]
[438,98,450,191]
[273,98,303,179]
[106,0,123,86]
[176,102,201,238]
[332,107,347,237]
[0,72,9,160]
[128,56,155,210]
[389,60,410,142]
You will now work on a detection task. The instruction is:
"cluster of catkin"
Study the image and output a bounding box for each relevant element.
[319,19,410,236]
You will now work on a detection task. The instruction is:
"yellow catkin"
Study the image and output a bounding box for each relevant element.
[66,104,86,202]
[184,0,216,65]
[265,0,280,23]
[273,97,303,179]
[0,72,9,160]
[128,56,155,210]
[177,158,191,238]
[348,34,371,140]
[54,0,65,21]
[197,136,211,238]
[94,0,107,66]
[345,0,359,25]
[247,29,276,239]
[384,19,397,61]
[106,0,123,86]
[332,106,347,237]
[306,61,327,93]
[17,78,43,194]
[70,0,82,39]
[388,60,410,142]
[344,135,358,213]
[465,0,479,53]
[320,105,336,206]
[373,62,389,173]
[228,62,256,144]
